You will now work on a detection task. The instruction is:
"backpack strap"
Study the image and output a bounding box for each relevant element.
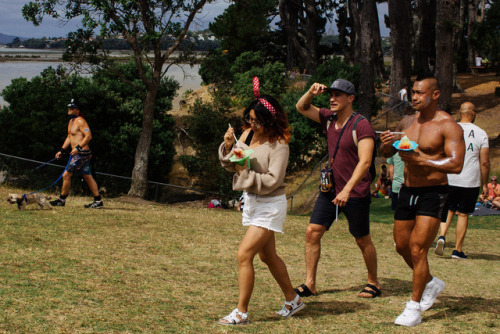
[352,113,365,147]
[326,116,334,132]
[351,113,377,181]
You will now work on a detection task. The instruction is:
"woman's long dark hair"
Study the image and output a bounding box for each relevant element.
[242,94,291,144]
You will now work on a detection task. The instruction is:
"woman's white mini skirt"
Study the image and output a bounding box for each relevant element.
[241,192,287,233]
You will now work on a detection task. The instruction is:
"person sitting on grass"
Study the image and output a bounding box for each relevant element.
[479,175,500,205]
[217,77,304,325]
[371,165,391,198]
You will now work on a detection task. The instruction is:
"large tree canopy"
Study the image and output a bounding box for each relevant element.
[0,63,177,195]
[23,0,211,198]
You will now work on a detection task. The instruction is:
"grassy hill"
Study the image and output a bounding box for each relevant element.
[0,33,27,44]
[0,185,498,333]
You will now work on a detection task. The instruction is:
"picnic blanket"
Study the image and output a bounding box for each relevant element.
[470,205,500,216]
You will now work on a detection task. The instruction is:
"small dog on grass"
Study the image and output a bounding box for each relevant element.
[7,193,52,210]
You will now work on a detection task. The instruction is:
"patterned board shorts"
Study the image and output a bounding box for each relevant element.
[67,150,92,175]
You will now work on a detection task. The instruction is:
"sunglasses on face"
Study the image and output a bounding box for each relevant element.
[244,115,263,128]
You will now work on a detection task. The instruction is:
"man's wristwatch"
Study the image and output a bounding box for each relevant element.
[75,145,82,152]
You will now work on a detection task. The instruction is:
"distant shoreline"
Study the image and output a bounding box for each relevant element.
[0,48,205,63]
[0,57,62,62]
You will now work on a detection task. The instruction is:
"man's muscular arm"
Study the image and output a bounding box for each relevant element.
[334,137,374,206]
[379,115,415,158]
[379,131,397,157]
[295,83,326,123]
[480,147,490,197]
[399,120,465,174]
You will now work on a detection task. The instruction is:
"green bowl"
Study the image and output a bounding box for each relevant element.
[229,149,254,167]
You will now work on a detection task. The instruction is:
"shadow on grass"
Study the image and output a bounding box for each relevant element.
[464,253,500,261]
[426,295,500,320]
[320,287,355,296]
[261,300,370,322]
[99,207,141,211]
[378,278,413,297]
[433,251,500,261]
[319,278,413,298]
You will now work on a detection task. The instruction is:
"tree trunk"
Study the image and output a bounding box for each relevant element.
[413,0,436,74]
[367,0,385,80]
[435,0,456,113]
[348,0,362,65]
[337,4,355,65]
[388,0,412,107]
[354,0,378,120]
[303,0,322,74]
[467,0,478,66]
[128,79,160,198]
[279,0,299,70]
[278,0,325,74]
[467,0,486,67]
[453,0,467,91]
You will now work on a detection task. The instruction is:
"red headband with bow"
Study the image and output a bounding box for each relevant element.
[252,76,277,116]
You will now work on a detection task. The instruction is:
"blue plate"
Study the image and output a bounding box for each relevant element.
[393,140,418,151]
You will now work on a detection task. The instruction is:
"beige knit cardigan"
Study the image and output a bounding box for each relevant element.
[219,140,289,197]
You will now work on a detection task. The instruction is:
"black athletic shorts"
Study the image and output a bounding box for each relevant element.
[394,184,449,221]
[448,185,479,214]
[391,191,399,211]
[310,190,371,238]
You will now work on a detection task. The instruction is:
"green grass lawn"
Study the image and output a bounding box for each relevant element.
[1,186,498,333]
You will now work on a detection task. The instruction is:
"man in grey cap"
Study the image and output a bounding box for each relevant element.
[50,99,103,209]
[293,79,380,299]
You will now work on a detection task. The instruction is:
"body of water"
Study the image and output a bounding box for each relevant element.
[0,54,202,109]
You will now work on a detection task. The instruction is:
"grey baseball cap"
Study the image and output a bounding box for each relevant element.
[326,79,355,95]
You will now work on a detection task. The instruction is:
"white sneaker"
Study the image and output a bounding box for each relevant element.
[276,294,305,319]
[395,300,422,327]
[420,277,445,311]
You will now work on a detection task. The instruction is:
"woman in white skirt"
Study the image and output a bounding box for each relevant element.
[218,77,304,325]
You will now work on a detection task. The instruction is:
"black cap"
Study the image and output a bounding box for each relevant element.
[67,99,79,109]
[325,79,355,95]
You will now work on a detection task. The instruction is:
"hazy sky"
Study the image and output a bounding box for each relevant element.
[0,0,389,39]
[0,0,233,38]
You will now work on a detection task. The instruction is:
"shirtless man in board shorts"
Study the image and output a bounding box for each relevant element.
[50,99,103,209]
[380,74,465,326]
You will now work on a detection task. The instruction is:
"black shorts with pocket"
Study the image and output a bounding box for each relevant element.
[447,185,479,214]
[394,184,449,221]
[310,189,371,238]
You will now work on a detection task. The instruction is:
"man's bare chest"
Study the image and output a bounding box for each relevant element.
[68,121,81,135]
[406,122,444,156]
